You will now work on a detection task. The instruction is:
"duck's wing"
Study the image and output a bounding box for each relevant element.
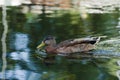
[56,37,100,53]
[57,37,100,47]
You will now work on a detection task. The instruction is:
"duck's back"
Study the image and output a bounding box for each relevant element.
[56,43,95,54]
[56,37,100,54]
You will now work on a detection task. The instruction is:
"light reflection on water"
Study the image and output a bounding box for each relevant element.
[80,0,120,13]
[9,33,30,61]
[0,67,41,80]
[0,33,41,79]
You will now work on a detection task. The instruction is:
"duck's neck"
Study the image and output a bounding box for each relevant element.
[48,43,56,48]
[44,39,57,53]
[49,39,57,47]
[45,44,57,53]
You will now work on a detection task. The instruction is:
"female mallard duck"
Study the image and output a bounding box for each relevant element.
[37,35,102,54]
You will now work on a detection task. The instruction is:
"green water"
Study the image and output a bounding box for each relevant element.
[0,4,120,80]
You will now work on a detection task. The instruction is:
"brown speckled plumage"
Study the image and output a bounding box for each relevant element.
[37,35,101,54]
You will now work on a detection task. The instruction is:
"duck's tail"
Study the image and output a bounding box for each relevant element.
[93,36,107,44]
[95,37,101,44]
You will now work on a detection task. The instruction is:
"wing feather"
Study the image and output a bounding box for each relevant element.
[57,37,100,48]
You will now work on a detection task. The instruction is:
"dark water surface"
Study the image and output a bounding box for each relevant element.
[0,1,120,80]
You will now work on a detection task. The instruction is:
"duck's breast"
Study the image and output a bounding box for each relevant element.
[45,46,57,53]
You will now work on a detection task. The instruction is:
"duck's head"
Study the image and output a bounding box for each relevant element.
[37,35,56,49]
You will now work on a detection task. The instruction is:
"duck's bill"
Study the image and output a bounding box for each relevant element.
[37,42,45,49]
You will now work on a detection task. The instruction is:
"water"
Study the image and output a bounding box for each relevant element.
[0,0,120,80]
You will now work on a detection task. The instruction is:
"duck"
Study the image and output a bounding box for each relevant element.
[37,35,105,54]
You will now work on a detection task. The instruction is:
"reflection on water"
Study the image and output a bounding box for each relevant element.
[0,33,40,79]
[9,33,30,61]
[0,0,120,80]
[80,0,120,13]
[14,33,29,51]
[0,65,41,80]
